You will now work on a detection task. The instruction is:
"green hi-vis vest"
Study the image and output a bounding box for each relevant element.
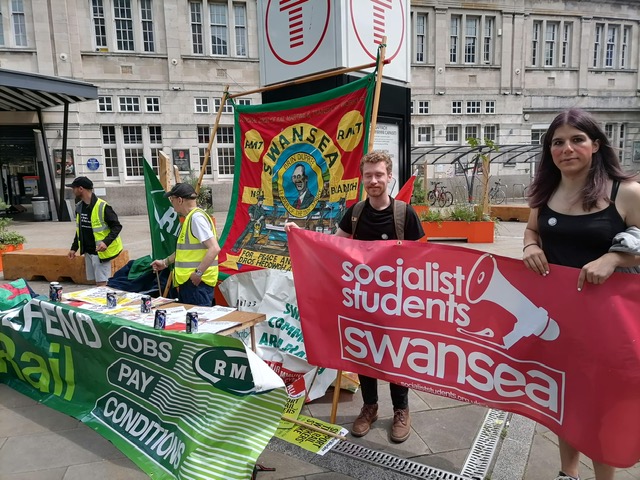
[75,198,123,260]
[174,208,218,287]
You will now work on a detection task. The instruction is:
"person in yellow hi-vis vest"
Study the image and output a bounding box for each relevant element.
[67,176,123,287]
[151,183,220,306]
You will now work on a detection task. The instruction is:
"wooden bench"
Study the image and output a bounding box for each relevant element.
[2,248,130,284]
[490,205,531,222]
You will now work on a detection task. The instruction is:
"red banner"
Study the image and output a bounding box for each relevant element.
[218,74,375,278]
[288,229,640,468]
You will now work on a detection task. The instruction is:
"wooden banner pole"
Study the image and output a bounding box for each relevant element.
[367,36,387,150]
[197,86,229,194]
[329,369,343,424]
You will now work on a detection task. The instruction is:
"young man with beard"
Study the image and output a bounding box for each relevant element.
[286,150,424,442]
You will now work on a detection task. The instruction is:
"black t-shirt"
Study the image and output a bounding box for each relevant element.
[338,198,425,241]
[78,201,97,254]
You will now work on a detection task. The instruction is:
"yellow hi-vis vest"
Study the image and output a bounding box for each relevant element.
[75,198,123,260]
[173,208,218,287]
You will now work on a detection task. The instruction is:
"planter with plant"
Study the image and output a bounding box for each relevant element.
[419,203,494,243]
[410,176,429,217]
[0,216,26,271]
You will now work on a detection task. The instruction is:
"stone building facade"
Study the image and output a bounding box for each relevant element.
[0,0,638,214]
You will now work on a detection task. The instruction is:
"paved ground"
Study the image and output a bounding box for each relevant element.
[1,212,639,480]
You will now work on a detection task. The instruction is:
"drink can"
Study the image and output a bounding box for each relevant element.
[49,282,62,302]
[140,295,152,313]
[154,309,167,330]
[186,311,198,334]
[106,291,117,309]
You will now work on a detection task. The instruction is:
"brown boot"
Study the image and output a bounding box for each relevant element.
[351,403,378,437]
[390,408,411,443]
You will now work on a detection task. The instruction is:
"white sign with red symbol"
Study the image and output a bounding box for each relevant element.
[258,0,409,85]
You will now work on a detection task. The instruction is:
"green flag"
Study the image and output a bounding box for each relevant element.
[144,159,181,260]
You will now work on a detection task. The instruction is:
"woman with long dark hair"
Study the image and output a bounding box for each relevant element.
[523,108,640,480]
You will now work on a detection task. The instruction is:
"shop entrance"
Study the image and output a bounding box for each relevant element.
[0,125,40,212]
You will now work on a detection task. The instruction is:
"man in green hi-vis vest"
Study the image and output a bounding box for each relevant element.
[151,183,221,306]
[68,176,123,287]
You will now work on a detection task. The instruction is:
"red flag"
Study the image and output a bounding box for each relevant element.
[394,175,416,203]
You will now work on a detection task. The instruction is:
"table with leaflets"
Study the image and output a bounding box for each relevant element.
[62,286,265,349]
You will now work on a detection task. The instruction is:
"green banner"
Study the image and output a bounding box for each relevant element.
[0,298,287,479]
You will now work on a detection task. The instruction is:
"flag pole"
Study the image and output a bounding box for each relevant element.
[198,86,229,194]
[367,36,387,150]
[227,60,386,100]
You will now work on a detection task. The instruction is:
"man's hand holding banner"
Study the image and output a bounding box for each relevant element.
[288,228,640,468]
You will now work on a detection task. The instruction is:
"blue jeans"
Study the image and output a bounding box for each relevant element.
[173,279,214,307]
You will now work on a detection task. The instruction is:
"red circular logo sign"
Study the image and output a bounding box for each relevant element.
[265,0,331,66]
[350,0,405,62]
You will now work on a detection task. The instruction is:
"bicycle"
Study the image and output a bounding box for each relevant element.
[427,181,454,207]
[488,179,507,205]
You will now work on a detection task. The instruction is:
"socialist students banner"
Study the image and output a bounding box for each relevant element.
[0,298,287,480]
[217,73,375,278]
[287,229,640,468]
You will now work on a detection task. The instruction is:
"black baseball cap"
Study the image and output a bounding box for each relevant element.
[164,183,197,199]
[66,176,93,189]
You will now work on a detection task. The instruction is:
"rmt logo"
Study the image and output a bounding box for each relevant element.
[193,347,255,395]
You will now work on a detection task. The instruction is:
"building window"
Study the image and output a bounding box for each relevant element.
[417,126,432,144]
[465,125,479,140]
[621,26,630,69]
[450,16,459,63]
[544,22,558,66]
[532,19,572,67]
[485,100,495,114]
[92,0,107,48]
[98,96,113,112]
[114,0,134,51]
[561,23,571,66]
[197,125,213,175]
[464,16,478,63]
[145,96,160,112]
[234,3,247,56]
[466,100,481,114]
[450,13,495,65]
[446,126,460,143]
[90,0,157,52]
[605,124,614,141]
[148,125,162,171]
[216,126,235,176]
[102,126,119,178]
[484,125,497,142]
[214,97,234,113]
[417,101,429,114]
[593,22,631,69]
[531,128,546,145]
[414,12,427,63]
[532,22,540,66]
[11,0,27,46]
[190,2,203,54]
[118,96,140,112]
[195,97,209,113]
[483,17,494,63]
[210,3,227,55]
[619,124,625,162]
[140,0,154,52]
[123,125,144,176]
[452,101,462,114]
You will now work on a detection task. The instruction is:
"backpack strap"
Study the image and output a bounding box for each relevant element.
[350,200,366,237]
[351,198,407,240]
[393,199,407,240]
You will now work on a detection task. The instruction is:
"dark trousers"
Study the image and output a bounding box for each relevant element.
[358,374,409,410]
[172,279,214,307]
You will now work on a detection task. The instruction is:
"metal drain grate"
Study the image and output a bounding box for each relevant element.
[333,441,473,480]
[460,408,510,479]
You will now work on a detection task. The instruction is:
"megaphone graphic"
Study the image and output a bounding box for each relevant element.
[464,254,559,349]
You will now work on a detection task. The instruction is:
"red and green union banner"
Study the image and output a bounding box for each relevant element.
[218,73,376,278]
